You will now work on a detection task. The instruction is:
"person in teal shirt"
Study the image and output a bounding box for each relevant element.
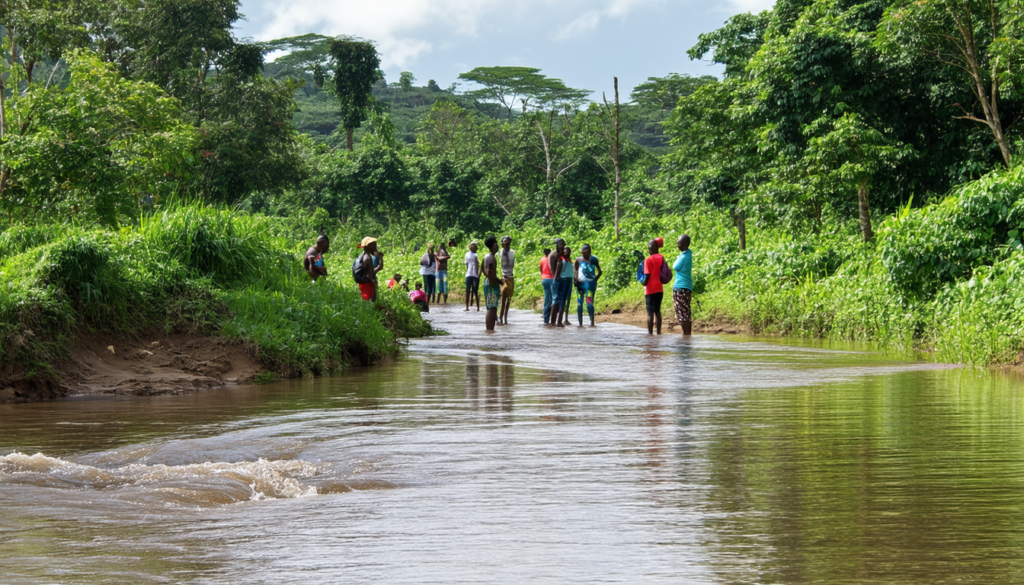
[672,234,694,336]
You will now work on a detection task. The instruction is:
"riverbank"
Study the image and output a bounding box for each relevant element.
[0,205,433,403]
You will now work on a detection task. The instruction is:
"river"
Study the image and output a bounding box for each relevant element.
[2,306,1024,583]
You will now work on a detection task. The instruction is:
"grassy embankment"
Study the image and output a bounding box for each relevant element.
[0,204,433,387]
[371,166,1024,366]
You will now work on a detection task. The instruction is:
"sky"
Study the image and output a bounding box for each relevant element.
[235,0,776,101]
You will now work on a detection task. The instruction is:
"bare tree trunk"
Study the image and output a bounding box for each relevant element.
[948,4,1013,166]
[858,179,874,242]
[734,214,747,251]
[537,118,553,182]
[346,127,354,151]
[613,77,621,238]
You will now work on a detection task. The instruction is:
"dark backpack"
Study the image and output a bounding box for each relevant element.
[659,256,672,284]
[352,254,372,284]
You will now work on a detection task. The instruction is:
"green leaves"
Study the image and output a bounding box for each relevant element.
[1,50,198,226]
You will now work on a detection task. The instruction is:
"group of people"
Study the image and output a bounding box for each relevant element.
[539,239,603,328]
[303,231,694,336]
[637,235,693,336]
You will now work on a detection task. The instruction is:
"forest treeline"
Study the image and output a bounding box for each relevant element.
[2,0,1024,376]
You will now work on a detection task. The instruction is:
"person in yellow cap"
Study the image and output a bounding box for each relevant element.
[355,237,382,301]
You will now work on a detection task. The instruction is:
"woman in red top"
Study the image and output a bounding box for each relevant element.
[641,239,666,335]
[540,248,553,325]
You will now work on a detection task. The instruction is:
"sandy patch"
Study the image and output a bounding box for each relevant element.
[0,333,262,403]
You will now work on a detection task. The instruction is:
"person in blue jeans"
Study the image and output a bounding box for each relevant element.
[574,244,603,327]
[555,246,575,327]
[540,248,554,324]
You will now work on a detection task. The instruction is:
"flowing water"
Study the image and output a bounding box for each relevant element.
[2,306,1024,584]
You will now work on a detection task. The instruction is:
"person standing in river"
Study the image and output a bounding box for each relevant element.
[574,244,602,327]
[641,239,666,335]
[435,242,452,304]
[465,241,481,312]
[482,236,503,331]
[420,243,438,304]
[498,236,516,325]
[547,240,566,327]
[540,248,554,325]
[304,235,330,282]
[555,245,575,327]
[356,237,382,301]
[672,234,694,336]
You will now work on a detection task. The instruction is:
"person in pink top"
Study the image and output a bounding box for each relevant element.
[641,239,666,335]
[540,248,554,324]
[409,282,429,312]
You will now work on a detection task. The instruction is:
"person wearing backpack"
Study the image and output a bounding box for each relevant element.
[574,244,602,327]
[304,235,330,282]
[353,237,381,301]
[639,238,670,335]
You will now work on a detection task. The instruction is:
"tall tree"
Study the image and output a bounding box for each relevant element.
[457,66,589,119]
[328,38,380,151]
[879,0,1023,165]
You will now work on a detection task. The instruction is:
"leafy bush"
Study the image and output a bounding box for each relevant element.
[879,166,1024,297]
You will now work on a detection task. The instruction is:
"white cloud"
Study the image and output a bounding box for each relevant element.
[555,0,661,41]
[252,0,506,69]
[248,0,676,69]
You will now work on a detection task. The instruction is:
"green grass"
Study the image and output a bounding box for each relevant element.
[0,204,434,383]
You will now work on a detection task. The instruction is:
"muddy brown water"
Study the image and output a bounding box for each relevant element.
[2,306,1024,583]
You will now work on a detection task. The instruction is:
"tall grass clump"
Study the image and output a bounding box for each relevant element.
[0,202,435,385]
[220,278,433,376]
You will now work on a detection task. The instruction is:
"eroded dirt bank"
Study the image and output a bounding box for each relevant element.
[1,333,262,404]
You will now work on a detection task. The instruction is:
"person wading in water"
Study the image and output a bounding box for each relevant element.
[672,234,694,336]
[547,239,566,327]
[482,236,503,331]
[555,245,575,327]
[574,244,602,327]
[420,243,437,303]
[540,248,553,325]
[435,241,452,304]
[640,239,666,334]
[498,235,516,325]
[304,235,330,282]
[464,241,481,311]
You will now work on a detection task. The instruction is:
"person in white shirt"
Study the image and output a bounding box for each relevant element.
[464,241,480,311]
[498,235,516,325]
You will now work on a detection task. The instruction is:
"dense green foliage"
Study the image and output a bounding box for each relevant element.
[3,0,1024,376]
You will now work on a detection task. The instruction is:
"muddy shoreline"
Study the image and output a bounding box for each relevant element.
[1,333,262,404]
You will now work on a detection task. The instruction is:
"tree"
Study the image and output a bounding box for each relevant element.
[457,66,589,119]
[801,113,914,241]
[261,33,335,93]
[399,71,415,92]
[688,11,771,78]
[879,0,1023,165]
[664,79,762,250]
[630,73,718,111]
[329,38,380,151]
[418,100,480,161]
[1,51,197,226]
